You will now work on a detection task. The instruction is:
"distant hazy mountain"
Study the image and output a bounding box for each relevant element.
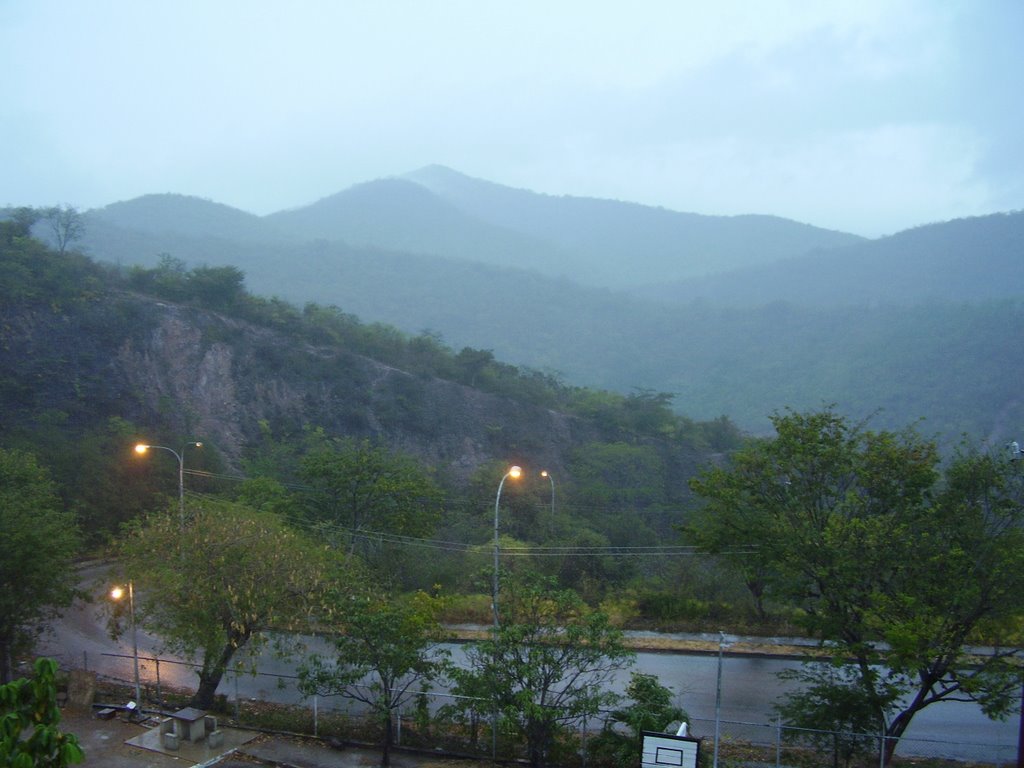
[404,165,864,287]
[263,177,572,275]
[92,193,289,242]
[87,169,863,292]
[73,169,1024,443]
[641,211,1024,305]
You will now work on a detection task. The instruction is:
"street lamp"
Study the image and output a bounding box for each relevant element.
[540,473,557,532]
[135,442,202,530]
[111,581,141,711]
[493,465,522,628]
[713,631,733,768]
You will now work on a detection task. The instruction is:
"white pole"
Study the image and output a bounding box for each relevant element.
[713,631,724,768]
[129,581,141,709]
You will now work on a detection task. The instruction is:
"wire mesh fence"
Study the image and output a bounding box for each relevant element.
[73,651,1018,767]
[687,715,1019,767]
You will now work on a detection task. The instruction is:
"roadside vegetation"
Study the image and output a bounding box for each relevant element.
[2,213,1023,767]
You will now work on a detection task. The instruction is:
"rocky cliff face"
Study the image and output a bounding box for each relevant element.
[80,297,601,481]
[2,281,709,545]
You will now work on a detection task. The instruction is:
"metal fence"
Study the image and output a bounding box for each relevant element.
[687,715,1019,768]
[75,651,1018,767]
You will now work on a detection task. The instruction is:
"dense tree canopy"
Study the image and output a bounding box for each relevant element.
[297,436,443,564]
[115,498,350,709]
[688,407,1024,761]
[447,573,634,768]
[298,589,448,766]
[0,449,81,684]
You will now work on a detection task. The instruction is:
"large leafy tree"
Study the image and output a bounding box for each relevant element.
[298,590,449,766]
[0,449,81,684]
[688,407,1024,762]
[448,573,634,768]
[0,657,84,766]
[116,497,350,709]
[298,436,443,567]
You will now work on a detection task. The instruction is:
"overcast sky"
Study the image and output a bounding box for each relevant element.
[2,1,1022,237]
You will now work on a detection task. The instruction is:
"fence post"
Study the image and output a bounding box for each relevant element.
[775,715,782,768]
[313,695,318,737]
[155,657,162,707]
[879,723,886,768]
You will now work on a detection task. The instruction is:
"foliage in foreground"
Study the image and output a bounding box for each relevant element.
[0,657,83,767]
[589,672,689,768]
[0,450,81,685]
[114,497,351,710]
[446,572,635,768]
[688,407,1024,763]
[298,589,449,767]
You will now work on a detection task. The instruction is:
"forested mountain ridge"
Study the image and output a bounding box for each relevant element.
[31,169,1024,444]
[93,193,291,242]
[264,178,573,277]
[1,219,730,547]
[641,209,1024,305]
[85,167,862,290]
[403,164,865,286]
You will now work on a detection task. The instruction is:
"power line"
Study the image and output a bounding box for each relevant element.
[285,513,757,558]
[175,476,756,558]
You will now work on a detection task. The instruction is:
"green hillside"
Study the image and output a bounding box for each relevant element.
[67,172,1024,446]
[644,210,1024,305]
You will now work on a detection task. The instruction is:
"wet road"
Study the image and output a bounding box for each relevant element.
[37,562,1019,763]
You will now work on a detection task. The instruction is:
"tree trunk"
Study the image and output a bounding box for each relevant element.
[381,712,393,767]
[191,668,224,710]
[883,712,915,765]
[189,635,245,710]
[0,640,12,685]
[526,719,549,768]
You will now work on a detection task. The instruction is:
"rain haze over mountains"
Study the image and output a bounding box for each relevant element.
[3,1,1022,236]
[3,1,1023,442]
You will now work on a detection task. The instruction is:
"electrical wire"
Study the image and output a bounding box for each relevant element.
[174,473,758,558]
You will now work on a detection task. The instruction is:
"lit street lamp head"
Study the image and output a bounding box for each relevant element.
[132,441,203,532]
[110,586,125,600]
[134,442,202,456]
[493,465,523,629]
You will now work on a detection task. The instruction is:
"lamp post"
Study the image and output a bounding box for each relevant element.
[713,631,731,768]
[540,468,557,536]
[111,581,141,710]
[135,442,202,530]
[492,465,522,628]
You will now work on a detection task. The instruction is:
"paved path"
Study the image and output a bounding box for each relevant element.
[58,706,469,768]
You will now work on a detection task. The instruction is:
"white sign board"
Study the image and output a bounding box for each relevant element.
[641,731,700,768]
